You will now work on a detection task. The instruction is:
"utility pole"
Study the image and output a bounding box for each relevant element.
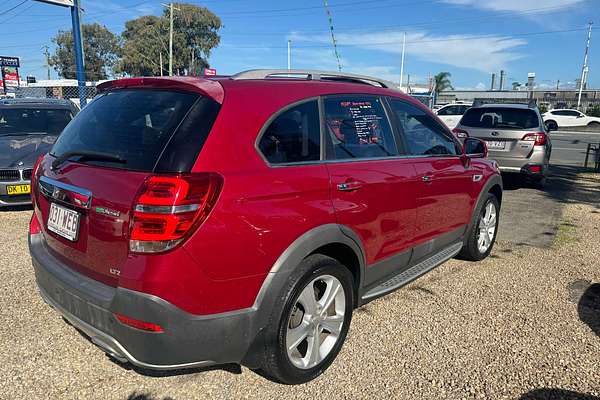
[42,45,51,80]
[556,79,560,90]
[162,3,178,76]
[159,52,164,76]
[287,40,291,70]
[71,0,86,107]
[399,32,406,90]
[577,21,593,110]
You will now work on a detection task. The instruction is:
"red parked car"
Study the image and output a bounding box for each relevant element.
[29,70,502,384]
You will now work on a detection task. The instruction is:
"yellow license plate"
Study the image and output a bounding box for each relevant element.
[6,184,31,195]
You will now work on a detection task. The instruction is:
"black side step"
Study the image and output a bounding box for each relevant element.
[362,242,463,300]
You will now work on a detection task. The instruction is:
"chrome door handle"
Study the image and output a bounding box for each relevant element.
[337,182,363,191]
[422,175,433,183]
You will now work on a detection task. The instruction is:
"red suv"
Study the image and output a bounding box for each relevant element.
[29,70,502,384]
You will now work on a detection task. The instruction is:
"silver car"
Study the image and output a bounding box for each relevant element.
[454,103,552,187]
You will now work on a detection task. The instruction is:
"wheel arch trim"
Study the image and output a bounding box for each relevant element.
[251,224,366,310]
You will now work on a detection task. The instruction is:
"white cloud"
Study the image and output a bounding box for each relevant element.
[289,31,526,73]
[441,0,585,13]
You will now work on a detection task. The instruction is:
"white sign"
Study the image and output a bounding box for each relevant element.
[34,0,74,7]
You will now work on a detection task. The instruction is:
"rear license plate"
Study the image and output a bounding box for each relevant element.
[486,140,506,150]
[48,203,80,241]
[6,184,30,195]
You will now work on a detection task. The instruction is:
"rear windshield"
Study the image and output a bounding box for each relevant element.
[461,107,540,130]
[0,108,73,135]
[51,90,199,171]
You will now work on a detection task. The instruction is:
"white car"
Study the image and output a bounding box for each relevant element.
[542,109,600,130]
[435,103,472,129]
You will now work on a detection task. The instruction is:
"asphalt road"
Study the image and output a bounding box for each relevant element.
[550,130,600,167]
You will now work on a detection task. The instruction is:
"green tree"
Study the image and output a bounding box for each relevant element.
[50,23,121,80]
[434,72,454,93]
[119,3,221,77]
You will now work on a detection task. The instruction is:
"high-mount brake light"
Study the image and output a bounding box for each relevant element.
[521,132,547,146]
[452,128,469,138]
[129,174,223,254]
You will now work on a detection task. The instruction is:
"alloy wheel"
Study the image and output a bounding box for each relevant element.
[477,201,497,253]
[285,275,346,370]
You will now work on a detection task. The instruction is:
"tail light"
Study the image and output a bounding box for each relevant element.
[452,128,469,139]
[129,173,223,254]
[521,132,547,146]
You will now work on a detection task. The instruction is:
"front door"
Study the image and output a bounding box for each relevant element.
[388,98,473,258]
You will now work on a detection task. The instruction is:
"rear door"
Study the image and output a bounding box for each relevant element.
[388,98,473,252]
[323,95,417,271]
[458,106,541,159]
[32,88,219,285]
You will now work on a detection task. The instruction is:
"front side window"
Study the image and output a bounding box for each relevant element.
[324,96,398,159]
[437,105,459,116]
[389,99,457,156]
[258,100,320,164]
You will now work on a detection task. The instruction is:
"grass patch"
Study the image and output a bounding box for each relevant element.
[554,219,578,246]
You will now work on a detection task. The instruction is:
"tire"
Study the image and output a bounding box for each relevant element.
[256,254,354,384]
[545,120,558,131]
[458,193,500,261]
[531,175,547,189]
[588,121,600,130]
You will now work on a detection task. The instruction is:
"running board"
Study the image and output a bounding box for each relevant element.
[362,242,463,300]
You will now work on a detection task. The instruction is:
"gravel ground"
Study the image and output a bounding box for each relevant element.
[0,173,598,400]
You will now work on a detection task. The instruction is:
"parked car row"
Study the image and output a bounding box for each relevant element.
[20,70,503,384]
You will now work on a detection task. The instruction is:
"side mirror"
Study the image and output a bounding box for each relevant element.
[463,137,488,158]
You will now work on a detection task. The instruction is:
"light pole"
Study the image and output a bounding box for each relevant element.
[34,0,87,107]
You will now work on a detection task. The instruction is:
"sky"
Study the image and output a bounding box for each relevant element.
[2,0,600,89]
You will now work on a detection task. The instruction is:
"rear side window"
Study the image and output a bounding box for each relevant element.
[258,100,320,164]
[389,99,457,156]
[461,107,540,129]
[51,90,200,171]
[324,96,397,159]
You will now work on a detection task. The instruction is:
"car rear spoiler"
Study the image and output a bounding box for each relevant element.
[96,77,225,104]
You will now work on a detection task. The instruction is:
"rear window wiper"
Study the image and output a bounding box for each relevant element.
[51,150,126,171]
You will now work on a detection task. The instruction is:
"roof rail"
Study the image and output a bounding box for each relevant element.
[231,69,399,90]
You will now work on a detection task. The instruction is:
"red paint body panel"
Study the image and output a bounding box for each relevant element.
[326,159,418,265]
[32,76,500,316]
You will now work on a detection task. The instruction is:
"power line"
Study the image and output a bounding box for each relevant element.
[220,27,594,50]
[0,0,28,16]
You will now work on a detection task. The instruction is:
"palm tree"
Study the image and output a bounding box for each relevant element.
[434,72,454,93]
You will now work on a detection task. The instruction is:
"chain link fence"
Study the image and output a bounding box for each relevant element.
[10,85,97,107]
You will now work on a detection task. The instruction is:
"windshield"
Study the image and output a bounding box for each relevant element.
[461,107,540,130]
[50,89,200,172]
[0,108,73,135]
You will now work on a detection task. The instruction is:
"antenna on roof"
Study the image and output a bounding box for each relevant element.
[323,0,342,72]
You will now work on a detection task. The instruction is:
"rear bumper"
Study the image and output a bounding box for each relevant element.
[29,233,256,370]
